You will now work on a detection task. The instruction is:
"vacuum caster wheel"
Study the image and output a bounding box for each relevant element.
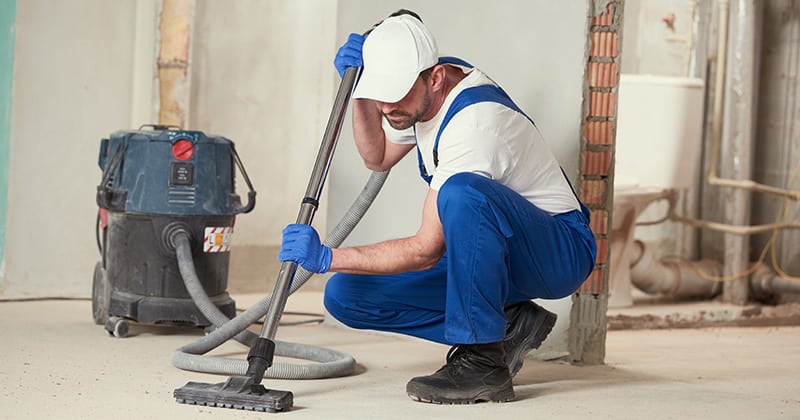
[105,316,129,338]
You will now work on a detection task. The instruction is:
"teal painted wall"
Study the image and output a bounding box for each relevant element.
[0,0,15,281]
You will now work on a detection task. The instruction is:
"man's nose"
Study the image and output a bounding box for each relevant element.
[378,102,395,114]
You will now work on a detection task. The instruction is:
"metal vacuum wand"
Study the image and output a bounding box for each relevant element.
[247,64,360,383]
[173,65,359,413]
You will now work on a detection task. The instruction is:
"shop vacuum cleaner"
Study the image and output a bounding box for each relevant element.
[92,119,374,412]
[93,125,256,337]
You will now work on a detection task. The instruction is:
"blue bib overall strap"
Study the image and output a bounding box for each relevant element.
[417,57,535,184]
[415,56,589,220]
[416,84,535,184]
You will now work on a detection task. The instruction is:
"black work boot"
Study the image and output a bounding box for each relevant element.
[503,300,557,377]
[406,342,514,404]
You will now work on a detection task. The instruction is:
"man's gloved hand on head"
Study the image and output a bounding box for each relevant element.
[334,33,365,77]
[278,224,332,274]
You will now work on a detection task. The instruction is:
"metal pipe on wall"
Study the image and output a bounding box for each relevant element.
[671,212,800,235]
[629,240,722,298]
[719,0,761,304]
[629,240,800,303]
[688,0,713,79]
[707,0,799,202]
[684,0,699,76]
[708,0,729,180]
[750,265,800,301]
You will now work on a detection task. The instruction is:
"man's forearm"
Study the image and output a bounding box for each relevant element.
[329,236,443,275]
[352,99,389,170]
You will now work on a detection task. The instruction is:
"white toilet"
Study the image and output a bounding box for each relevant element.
[609,74,705,307]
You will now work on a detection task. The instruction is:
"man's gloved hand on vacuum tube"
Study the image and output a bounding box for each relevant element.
[278,224,332,274]
[334,33,365,77]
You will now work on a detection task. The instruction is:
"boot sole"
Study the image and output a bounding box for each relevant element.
[506,308,557,377]
[407,383,515,405]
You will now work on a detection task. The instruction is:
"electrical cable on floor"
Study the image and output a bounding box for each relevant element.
[1,298,325,330]
[235,308,325,326]
[0,298,323,330]
[0,296,91,303]
[0,298,326,326]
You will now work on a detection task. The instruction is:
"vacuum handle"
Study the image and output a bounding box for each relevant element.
[139,123,182,131]
[231,145,257,214]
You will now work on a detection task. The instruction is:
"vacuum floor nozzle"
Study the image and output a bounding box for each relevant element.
[174,376,293,412]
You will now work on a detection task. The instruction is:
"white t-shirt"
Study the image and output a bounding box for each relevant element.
[384,65,581,215]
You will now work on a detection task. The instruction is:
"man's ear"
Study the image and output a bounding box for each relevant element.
[430,65,447,91]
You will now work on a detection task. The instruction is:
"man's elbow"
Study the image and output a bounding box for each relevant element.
[417,256,441,271]
[416,245,445,271]
[363,159,392,172]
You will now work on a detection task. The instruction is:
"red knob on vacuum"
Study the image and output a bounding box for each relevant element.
[172,139,194,161]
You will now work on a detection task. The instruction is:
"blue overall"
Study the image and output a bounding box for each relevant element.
[324,58,597,345]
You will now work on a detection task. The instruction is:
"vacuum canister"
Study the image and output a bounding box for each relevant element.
[92,125,255,335]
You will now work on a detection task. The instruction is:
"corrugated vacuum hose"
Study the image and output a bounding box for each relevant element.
[170,170,389,380]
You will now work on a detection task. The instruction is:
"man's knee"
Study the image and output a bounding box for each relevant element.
[438,172,489,210]
[323,274,352,324]
[438,172,516,238]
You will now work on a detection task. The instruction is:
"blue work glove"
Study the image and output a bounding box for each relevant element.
[334,33,365,77]
[278,224,332,274]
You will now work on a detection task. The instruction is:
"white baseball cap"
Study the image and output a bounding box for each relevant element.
[352,14,439,103]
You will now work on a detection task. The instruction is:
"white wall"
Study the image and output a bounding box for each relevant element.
[186,0,338,291]
[4,1,136,295]
[190,0,337,247]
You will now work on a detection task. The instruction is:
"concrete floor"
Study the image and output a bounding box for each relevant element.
[2,291,800,420]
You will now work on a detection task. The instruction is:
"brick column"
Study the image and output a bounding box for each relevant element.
[569,0,623,365]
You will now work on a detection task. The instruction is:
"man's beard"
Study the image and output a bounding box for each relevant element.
[382,90,432,130]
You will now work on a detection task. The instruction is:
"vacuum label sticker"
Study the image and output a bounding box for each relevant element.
[204,227,233,253]
[170,162,194,186]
